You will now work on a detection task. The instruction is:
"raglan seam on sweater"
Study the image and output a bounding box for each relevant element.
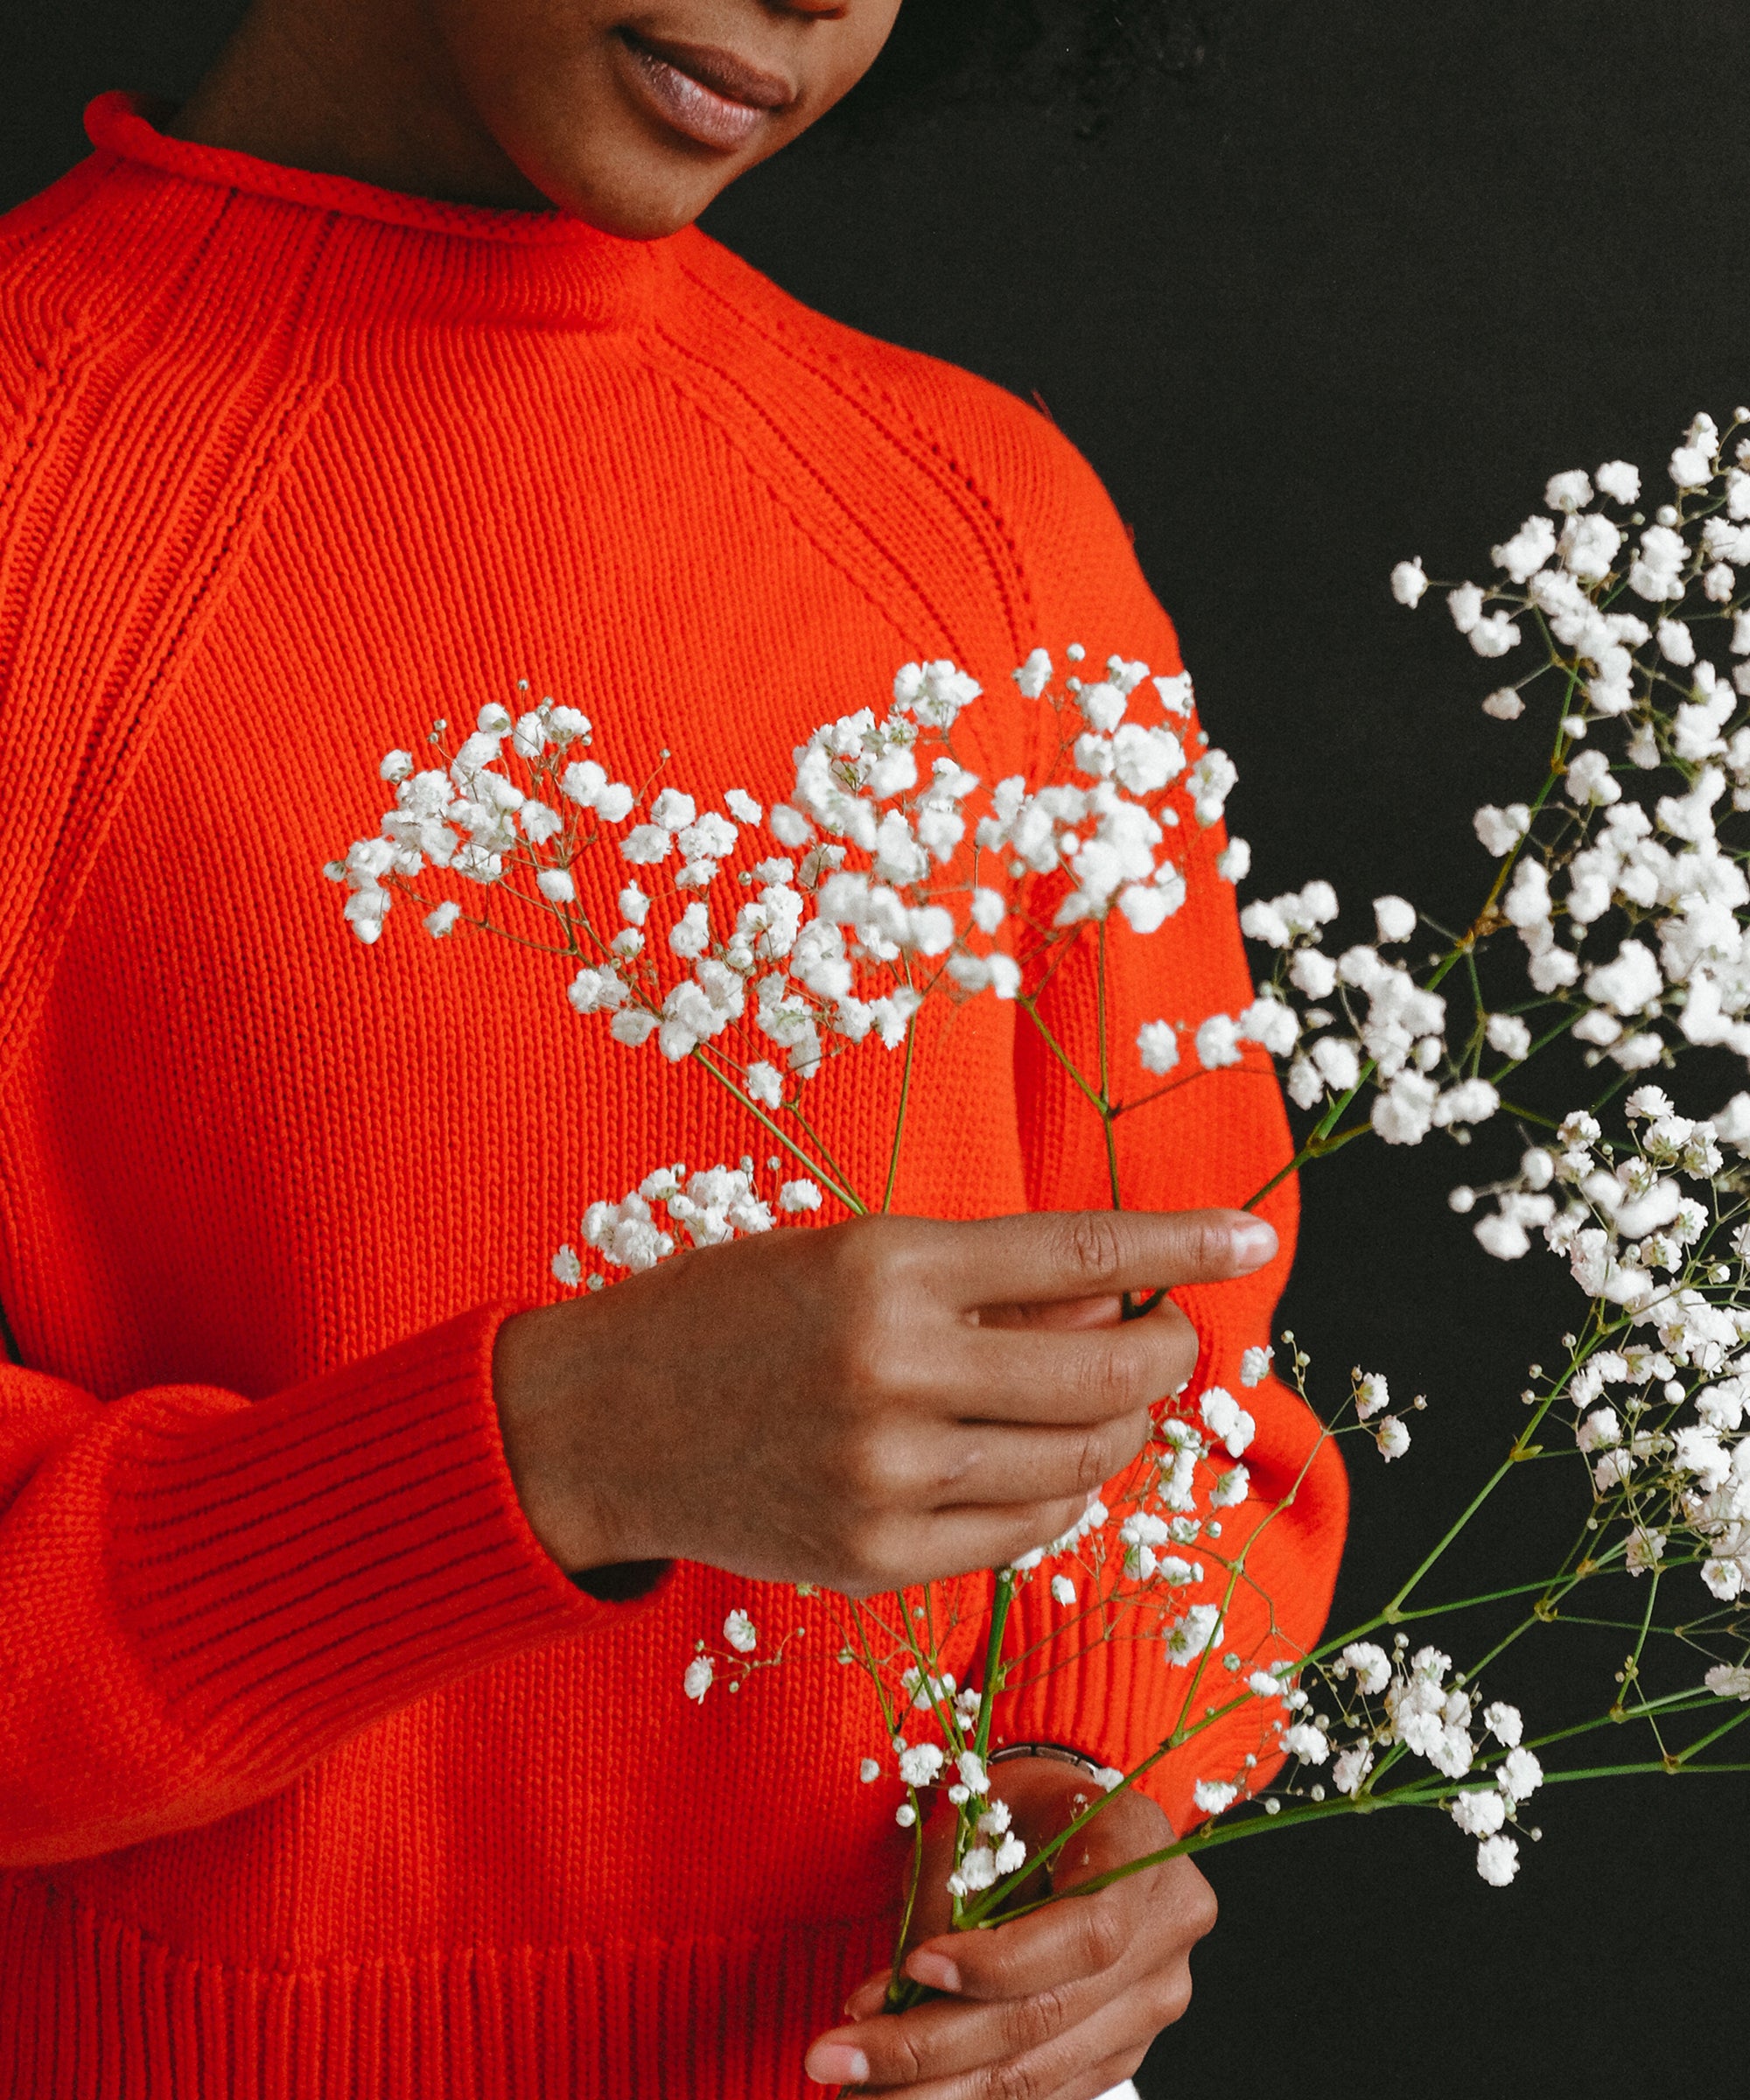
[0,366,340,1104]
[0,155,112,262]
[673,256,1040,659]
[0,324,84,529]
[649,320,966,658]
[637,344,940,662]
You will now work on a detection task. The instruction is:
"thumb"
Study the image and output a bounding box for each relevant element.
[1047,1782,1173,1894]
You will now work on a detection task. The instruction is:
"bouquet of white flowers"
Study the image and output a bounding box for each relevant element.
[328,408,1750,2004]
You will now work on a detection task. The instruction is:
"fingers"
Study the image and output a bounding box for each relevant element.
[804,1927,1196,2096]
[909,1886,1132,2006]
[954,1305,1200,1427]
[935,1208,1278,1312]
[896,1410,1152,1513]
[972,1294,1124,1331]
[855,1495,1100,1590]
[805,1964,1103,2091]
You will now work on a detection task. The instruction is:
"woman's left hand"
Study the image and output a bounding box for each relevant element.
[803,1757,1217,2096]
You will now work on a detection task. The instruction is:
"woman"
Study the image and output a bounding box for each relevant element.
[0,4,1346,2093]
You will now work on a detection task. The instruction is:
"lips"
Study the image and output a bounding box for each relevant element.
[620,32,795,152]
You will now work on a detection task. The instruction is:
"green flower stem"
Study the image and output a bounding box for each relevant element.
[883,996,920,1215]
[684,1054,868,1214]
[973,1571,1016,1767]
[1541,1758,1750,1785]
[1014,994,1109,1120]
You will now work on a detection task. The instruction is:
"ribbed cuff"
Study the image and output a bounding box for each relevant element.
[106,1303,669,1774]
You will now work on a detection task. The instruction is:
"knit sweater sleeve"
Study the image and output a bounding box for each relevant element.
[0,1309,662,1866]
[933,389,1351,1829]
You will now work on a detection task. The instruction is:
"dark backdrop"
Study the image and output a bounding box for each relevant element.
[11,6,1749,2095]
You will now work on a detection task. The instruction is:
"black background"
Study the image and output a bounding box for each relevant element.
[11,6,1750,2094]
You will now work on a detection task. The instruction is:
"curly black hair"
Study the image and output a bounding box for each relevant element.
[831,0,1230,131]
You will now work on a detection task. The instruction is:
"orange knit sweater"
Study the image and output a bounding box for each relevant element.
[0,93,1347,2096]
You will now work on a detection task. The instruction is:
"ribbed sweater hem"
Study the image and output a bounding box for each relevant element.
[0,1878,886,2099]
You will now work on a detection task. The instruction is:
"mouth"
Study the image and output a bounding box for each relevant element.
[617,30,797,153]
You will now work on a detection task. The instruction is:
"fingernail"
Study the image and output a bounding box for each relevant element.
[905,1950,962,1992]
[843,1980,886,2020]
[804,2042,871,2085]
[1230,1220,1278,1269]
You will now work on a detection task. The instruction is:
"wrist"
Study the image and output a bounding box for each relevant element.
[492,1301,640,1575]
[990,1741,1120,1785]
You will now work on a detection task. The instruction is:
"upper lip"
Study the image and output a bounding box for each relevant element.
[621,31,797,112]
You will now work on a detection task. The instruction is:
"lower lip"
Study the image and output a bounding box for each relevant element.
[624,42,769,152]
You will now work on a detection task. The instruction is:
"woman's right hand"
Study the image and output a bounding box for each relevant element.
[491,1207,1276,1596]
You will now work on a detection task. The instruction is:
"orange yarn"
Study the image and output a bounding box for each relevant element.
[0,93,1346,2096]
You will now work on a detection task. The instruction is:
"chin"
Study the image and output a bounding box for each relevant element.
[507,131,749,239]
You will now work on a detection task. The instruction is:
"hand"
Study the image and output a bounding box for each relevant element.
[492,1207,1275,1594]
[804,1759,1216,2096]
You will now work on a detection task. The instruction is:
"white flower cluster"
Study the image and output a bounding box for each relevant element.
[683,1606,807,1704]
[1180,876,1488,1140]
[1454,1086,1750,1613]
[332,652,1231,1214]
[1191,413,1750,1168]
[325,696,612,941]
[1265,1637,1543,1884]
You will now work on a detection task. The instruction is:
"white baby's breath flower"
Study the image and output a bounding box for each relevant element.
[1138,1020,1180,1075]
[1486,1013,1532,1060]
[1353,1372,1390,1419]
[1498,1746,1543,1802]
[1594,458,1641,505]
[1200,1386,1256,1457]
[1483,1703,1522,1747]
[898,1742,944,1787]
[1332,1744,1374,1797]
[1375,1418,1412,1461]
[1469,612,1522,658]
[1373,895,1416,945]
[684,1656,714,1703]
[1391,558,1430,606]
[1336,1642,1391,1695]
[1544,469,1592,513]
[1282,1721,1330,1765]
[1193,1779,1238,1815]
[1239,1345,1273,1388]
[1473,802,1531,857]
[1195,1014,1243,1070]
[1451,1788,1507,1838]
[723,1610,757,1655]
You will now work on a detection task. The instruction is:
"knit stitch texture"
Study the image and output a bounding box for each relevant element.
[0,93,1347,2096]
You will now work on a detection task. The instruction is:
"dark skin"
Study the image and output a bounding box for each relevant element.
[173,8,1239,2088]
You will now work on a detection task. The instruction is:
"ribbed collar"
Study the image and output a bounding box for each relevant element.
[84,90,669,332]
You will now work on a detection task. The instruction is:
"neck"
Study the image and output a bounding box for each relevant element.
[165,0,551,210]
